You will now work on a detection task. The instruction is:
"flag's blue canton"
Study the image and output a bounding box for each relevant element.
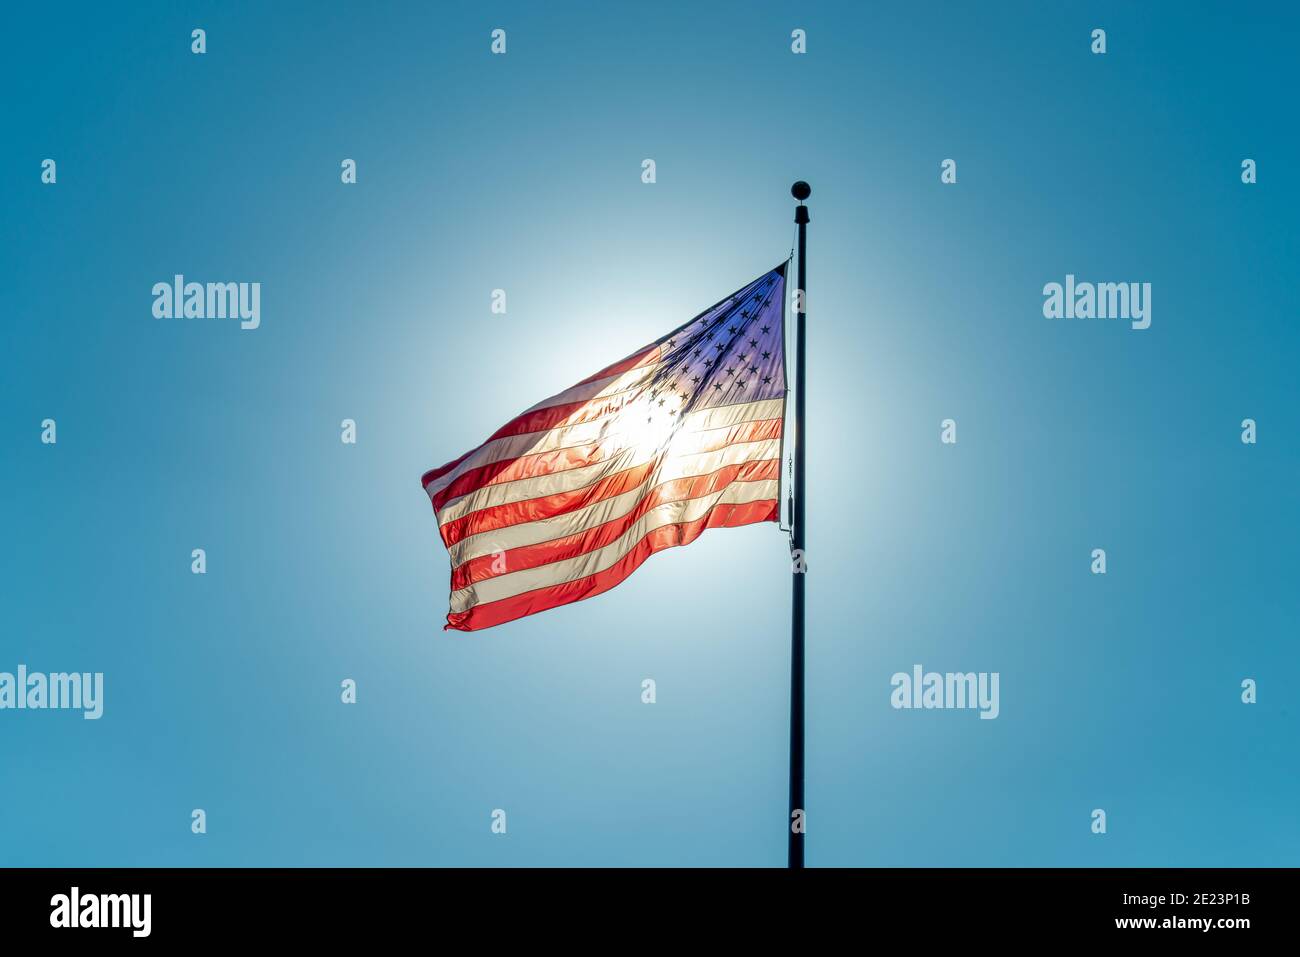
[643,266,787,415]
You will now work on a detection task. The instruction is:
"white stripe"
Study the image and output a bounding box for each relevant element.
[424,365,663,500]
[519,359,660,416]
[657,436,780,483]
[450,478,779,612]
[446,437,781,564]
[436,397,780,527]
[439,444,651,526]
[429,395,784,508]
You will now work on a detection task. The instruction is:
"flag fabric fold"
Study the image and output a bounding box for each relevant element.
[422,264,788,631]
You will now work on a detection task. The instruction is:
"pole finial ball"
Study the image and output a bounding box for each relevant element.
[791,181,811,201]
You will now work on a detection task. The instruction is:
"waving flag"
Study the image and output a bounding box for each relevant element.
[421,264,789,631]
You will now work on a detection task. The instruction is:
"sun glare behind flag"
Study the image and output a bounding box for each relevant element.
[421,264,789,631]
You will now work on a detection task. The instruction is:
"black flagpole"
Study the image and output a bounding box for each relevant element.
[788,181,810,869]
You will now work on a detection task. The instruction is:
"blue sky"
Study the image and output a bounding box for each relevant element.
[1,1,1296,866]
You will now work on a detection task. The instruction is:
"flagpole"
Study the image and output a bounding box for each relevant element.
[788,181,810,869]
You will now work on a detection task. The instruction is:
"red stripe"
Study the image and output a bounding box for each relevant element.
[442,458,659,549]
[448,460,779,592]
[483,386,641,444]
[438,417,784,546]
[420,349,660,491]
[430,441,605,513]
[445,498,779,631]
[428,405,781,513]
[420,448,474,489]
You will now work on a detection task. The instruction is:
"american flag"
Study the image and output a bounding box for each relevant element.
[421,264,789,631]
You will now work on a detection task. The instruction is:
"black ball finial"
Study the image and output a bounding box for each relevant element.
[791,181,811,201]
